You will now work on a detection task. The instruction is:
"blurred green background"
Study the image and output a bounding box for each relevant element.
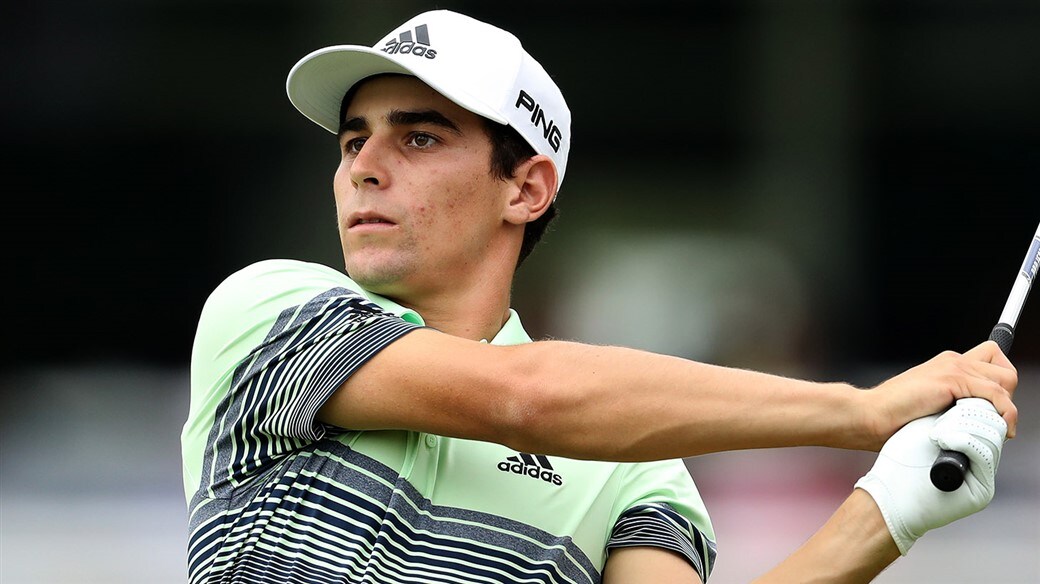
[3,1,1039,582]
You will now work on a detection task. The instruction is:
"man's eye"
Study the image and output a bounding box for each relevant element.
[409,133,437,148]
[343,137,366,154]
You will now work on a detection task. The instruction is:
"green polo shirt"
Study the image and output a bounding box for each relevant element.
[183,259,716,584]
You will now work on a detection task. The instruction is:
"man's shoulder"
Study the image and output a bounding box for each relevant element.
[222,259,360,292]
[194,260,364,341]
[206,259,365,308]
[198,259,423,332]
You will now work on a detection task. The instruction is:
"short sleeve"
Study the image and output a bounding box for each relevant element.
[183,260,422,500]
[606,460,717,581]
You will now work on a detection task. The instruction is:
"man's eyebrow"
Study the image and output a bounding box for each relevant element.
[385,109,462,134]
[338,109,463,137]
[339,116,368,136]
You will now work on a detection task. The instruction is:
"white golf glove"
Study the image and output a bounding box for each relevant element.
[854,397,1007,555]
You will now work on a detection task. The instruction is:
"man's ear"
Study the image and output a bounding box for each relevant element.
[503,154,557,226]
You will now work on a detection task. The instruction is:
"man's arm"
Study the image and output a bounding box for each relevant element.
[596,498,891,584]
[754,489,899,583]
[598,509,890,584]
[319,328,1017,461]
[602,547,703,584]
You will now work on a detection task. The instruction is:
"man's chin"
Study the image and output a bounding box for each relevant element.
[344,263,409,296]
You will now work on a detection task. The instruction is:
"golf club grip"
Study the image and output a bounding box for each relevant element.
[929,323,1014,492]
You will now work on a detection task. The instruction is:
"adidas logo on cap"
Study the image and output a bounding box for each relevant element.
[381,24,437,59]
[497,452,564,486]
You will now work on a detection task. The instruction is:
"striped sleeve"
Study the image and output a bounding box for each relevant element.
[606,502,717,581]
[203,287,422,496]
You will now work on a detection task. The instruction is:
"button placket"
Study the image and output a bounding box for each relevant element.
[406,433,442,493]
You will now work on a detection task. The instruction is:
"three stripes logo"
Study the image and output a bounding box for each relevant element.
[381,23,437,60]
[497,453,564,486]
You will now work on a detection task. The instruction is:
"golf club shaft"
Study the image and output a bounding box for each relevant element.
[929,222,1040,492]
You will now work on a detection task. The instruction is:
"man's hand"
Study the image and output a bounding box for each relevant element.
[855,398,1008,555]
[864,340,1017,449]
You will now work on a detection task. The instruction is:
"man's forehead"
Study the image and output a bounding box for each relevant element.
[345,74,465,118]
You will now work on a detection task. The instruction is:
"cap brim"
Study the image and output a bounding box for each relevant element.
[287,45,412,134]
[286,45,508,134]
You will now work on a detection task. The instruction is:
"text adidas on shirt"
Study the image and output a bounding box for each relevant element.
[497,454,564,485]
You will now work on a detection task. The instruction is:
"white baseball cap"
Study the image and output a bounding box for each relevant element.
[286,9,571,191]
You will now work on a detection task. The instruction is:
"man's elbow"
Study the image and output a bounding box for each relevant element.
[490,344,579,456]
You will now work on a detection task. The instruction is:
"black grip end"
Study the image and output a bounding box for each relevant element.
[930,448,969,492]
[989,324,1015,356]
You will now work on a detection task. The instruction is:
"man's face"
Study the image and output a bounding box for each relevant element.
[334,75,511,299]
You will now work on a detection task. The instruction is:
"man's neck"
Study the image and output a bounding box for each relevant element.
[393,286,513,342]
[356,235,523,342]
[373,254,518,342]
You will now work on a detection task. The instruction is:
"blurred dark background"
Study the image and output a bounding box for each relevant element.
[3,1,1039,582]
[6,0,1039,371]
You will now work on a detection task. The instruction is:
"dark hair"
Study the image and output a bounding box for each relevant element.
[480,118,558,267]
[339,76,558,268]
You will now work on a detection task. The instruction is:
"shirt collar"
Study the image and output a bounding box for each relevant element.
[365,292,425,326]
[484,309,532,346]
[366,291,530,346]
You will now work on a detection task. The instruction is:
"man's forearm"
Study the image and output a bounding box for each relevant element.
[505,341,872,461]
[753,489,900,583]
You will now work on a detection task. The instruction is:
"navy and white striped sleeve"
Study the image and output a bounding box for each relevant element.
[204,286,422,492]
[232,287,420,434]
[607,502,718,581]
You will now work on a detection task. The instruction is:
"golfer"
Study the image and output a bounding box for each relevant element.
[182,10,1017,583]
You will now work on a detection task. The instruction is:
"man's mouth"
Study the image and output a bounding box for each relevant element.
[349,213,396,229]
[349,208,397,227]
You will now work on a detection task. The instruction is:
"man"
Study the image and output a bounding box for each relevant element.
[182,10,1017,583]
